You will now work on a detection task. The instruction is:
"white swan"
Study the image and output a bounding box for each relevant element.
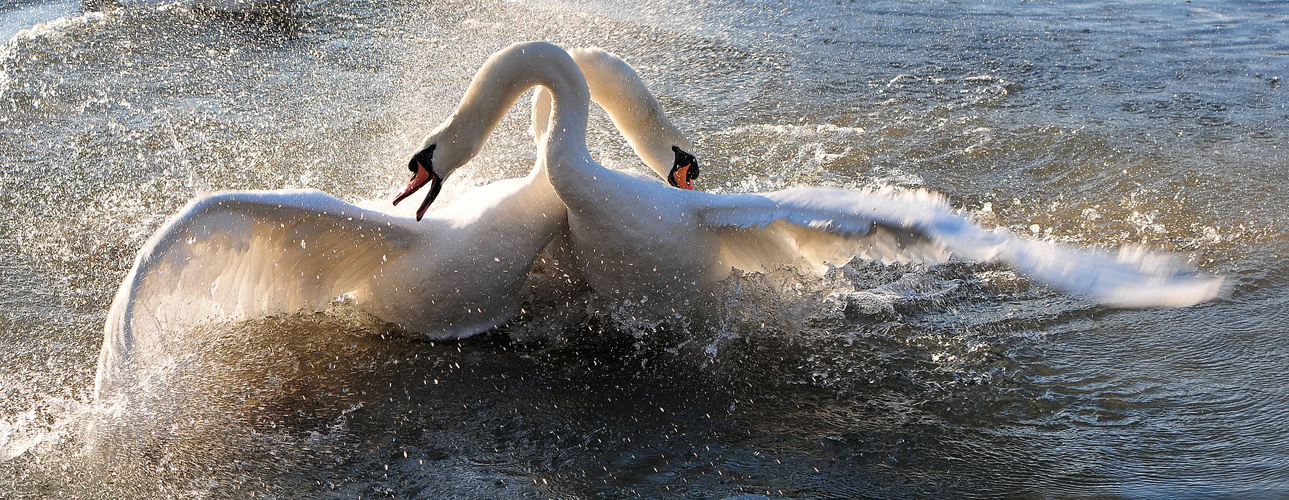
[91,50,700,400]
[399,42,1224,317]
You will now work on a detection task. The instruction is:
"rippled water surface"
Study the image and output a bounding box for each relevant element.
[1,0,1286,497]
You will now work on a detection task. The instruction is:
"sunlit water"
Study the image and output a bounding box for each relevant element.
[1,0,1286,497]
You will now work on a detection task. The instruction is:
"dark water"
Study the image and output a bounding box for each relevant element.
[1,0,1286,497]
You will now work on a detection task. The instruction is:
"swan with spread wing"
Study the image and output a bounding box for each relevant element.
[396,42,1224,317]
[92,49,703,400]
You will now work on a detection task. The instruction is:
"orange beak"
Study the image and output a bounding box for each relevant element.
[670,164,695,190]
[392,158,442,221]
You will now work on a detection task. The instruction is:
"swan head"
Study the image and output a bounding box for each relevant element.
[392,144,444,221]
[669,145,700,190]
[393,120,486,220]
[567,46,701,190]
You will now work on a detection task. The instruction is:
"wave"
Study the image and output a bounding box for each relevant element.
[0,6,105,95]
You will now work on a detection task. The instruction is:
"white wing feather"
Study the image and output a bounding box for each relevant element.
[697,186,1224,308]
[95,189,417,399]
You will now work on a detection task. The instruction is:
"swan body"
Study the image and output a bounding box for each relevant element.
[92,50,696,400]
[404,42,1224,314]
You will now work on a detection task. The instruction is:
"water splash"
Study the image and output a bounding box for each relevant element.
[2,0,1286,497]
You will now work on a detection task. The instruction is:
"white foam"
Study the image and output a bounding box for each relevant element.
[0,1,77,44]
[0,397,88,463]
[723,122,867,139]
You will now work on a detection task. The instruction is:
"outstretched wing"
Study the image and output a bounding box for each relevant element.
[696,186,1224,308]
[95,189,419,399]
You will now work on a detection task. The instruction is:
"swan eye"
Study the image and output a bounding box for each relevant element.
[408,144,436,173]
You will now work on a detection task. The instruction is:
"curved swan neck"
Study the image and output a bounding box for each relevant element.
[570,47,693,179]
[446,42,590,163]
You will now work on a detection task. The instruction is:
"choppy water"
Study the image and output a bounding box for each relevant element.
[1,0,1286,497]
